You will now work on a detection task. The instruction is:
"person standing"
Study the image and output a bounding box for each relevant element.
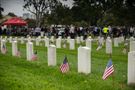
[70,25,75,39]
[103,26,109,38]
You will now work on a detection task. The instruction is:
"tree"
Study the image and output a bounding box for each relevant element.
[23,0,59,27]
[72,0,103,25]
[8,12,17,17]
[26,18,36,27]
[72,0,135,26]
[0,4,4,19]
[48,2,72,25]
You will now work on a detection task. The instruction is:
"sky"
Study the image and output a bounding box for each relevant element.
[0,0,74,17]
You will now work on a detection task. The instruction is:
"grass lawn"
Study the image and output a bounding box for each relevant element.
[0,40,134,90]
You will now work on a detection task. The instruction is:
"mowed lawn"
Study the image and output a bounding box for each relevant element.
[0,40,134,90]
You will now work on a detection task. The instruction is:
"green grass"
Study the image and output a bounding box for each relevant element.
[0,41,134,90]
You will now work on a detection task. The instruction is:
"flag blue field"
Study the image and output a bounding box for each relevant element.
[102,59,114,80]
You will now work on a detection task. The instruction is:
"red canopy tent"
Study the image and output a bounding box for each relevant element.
[3,17,27,26]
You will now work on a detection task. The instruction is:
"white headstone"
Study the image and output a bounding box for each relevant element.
[50,36,55,43]
[27,37,31,42]
[130,41,135,52]
[48,45,56,66]
[76,37,80,44]
[14,37,18,41]
[59,36,62,39]
[36,37,40,46]
[119,36,124,43]
[97,36,101,44]
[56,38,61,48]
[41,32,44,37]
[9,37,12,43]
[0,36,2,41]
[130,37,135,42]
[86,38,92,49]
[1,39,6,54]
[101,37,105,46]
[67,36,71,43]
[114,38,119,47]
[78,47,91,74]
[96,37,103,51]
[69,39,75,50]
[12,41,18,56]
[80,36,84,42]
[4,36,7,42]
[45,38,49,47]
[128,51,135,85]
[26,42,33,61]
[99,37,104,46]
[106,37,112,54]
[121,36,124,42]
[21,37,24,44]
[62,38,67,48]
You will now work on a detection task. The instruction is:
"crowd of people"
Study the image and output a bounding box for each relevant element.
[0,25,135,39]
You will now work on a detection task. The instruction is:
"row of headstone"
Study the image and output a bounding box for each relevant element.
[1,37,135,84]
[0,36,118,55]
[1,36,135,53]
[11,41,92,74]
[0,37,91,74]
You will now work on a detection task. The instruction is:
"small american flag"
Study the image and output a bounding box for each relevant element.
[16,49,21,57]
[31,51,37,61]
[60,56,69,73]
[102,59,114,80]
[1,44,7,54]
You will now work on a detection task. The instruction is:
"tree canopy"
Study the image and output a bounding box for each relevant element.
[71,0,135,26]
[23,0,135,26]
[23,0,59,27]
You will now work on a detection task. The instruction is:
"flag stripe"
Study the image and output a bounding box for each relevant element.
[103,69,114,80]
[60,57,69,73]
[60,64,69,73]
[102,59,114,80]
[103,70,114,80]
[103,65,114,76]
[103,66,114,77]
[103,67,114,79]
[104,65,113,72]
